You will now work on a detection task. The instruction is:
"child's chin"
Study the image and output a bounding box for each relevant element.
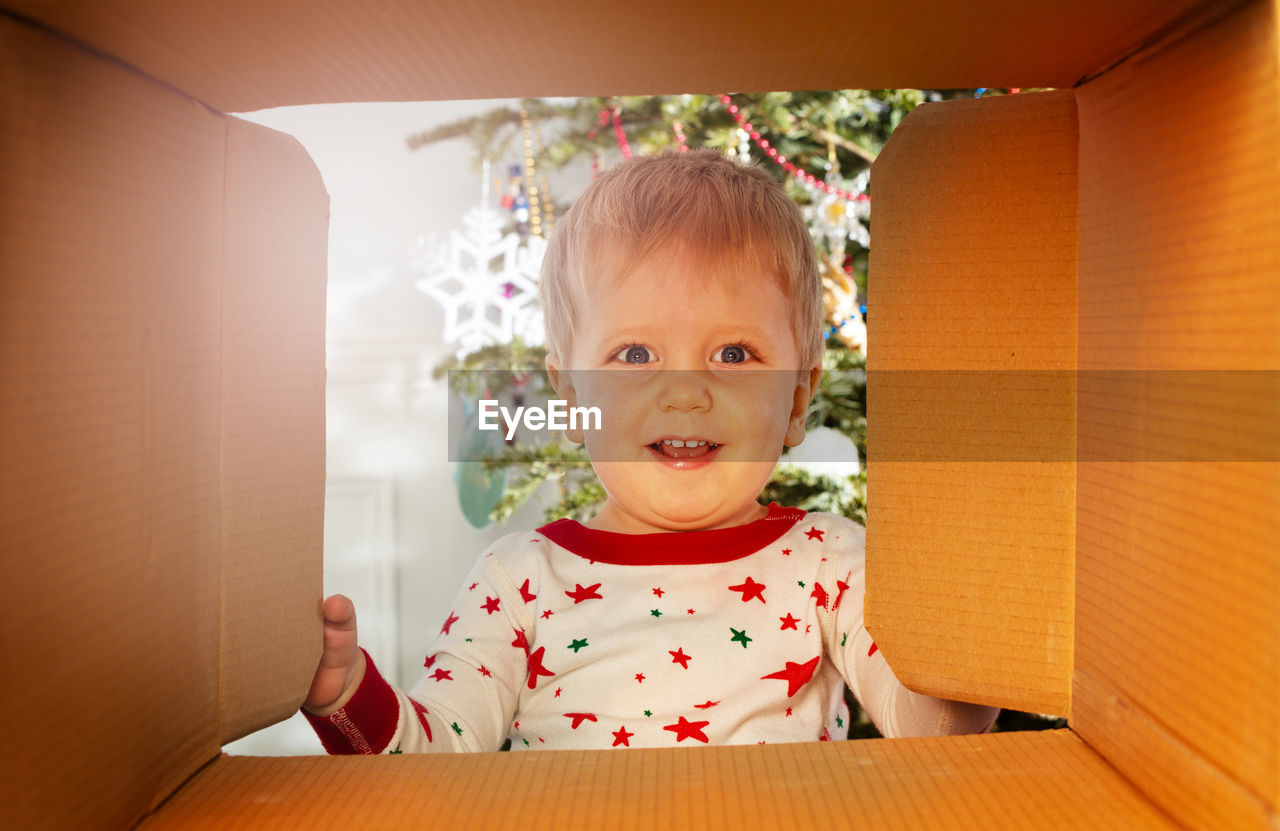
[641,498,758,531]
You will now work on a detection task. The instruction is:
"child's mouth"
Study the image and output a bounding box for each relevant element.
[647,438,721,460]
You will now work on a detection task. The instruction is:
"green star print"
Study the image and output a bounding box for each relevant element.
[730,627,752,648]
[568,638,588,652]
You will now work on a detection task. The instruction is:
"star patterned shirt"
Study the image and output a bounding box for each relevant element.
[303,504,998,754]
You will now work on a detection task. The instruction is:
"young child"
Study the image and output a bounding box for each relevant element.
[302,150,998,752]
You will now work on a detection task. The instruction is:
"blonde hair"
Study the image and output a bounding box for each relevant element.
[539,149,823,368]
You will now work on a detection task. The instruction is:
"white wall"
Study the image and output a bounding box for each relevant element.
[224,100,582,755]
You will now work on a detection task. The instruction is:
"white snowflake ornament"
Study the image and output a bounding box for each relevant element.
[414,200,546,358]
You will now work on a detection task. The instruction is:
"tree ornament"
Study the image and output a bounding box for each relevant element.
[821,256,867,353]
[414,163,546,358]
[453,398,508,529]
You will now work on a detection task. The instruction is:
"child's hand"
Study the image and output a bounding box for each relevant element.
[303,594,366,716]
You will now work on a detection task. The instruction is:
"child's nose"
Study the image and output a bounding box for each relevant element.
[658,370,712,413]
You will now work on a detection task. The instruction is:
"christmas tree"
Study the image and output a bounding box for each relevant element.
[418,90,1062,738]
[420,92,943,523]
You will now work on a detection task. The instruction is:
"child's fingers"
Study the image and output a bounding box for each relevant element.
[306,595,362,711]
[319,595,358,668]
[322,594,357,631]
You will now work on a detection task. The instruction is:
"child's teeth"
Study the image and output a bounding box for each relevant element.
[697,441,706,446]
[670,440,686,448]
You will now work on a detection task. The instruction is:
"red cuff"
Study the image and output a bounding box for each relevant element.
[302,648,399,755]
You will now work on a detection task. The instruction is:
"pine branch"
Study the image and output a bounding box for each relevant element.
[811,127,877,165]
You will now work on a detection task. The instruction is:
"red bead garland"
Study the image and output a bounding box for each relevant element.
[719,94,869,203]
[610,105,633,159]
[672,121,689,152]
[588,108,612,179]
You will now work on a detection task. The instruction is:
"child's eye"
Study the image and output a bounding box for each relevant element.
[714,345,753,364]
[612,345,653,365]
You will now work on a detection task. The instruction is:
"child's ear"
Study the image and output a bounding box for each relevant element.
[545,355,586,444]
[783,367,822,447]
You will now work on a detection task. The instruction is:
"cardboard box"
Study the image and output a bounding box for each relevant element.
[2,1,1275,828]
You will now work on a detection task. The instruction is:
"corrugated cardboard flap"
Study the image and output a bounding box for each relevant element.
[866,89,1078,717]
[217,113,328,746]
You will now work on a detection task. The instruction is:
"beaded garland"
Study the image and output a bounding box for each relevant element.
[719,94,869,204]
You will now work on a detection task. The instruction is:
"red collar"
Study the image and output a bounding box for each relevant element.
[537,503,806,566]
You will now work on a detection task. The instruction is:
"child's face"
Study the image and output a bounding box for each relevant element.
[547,242,819,533]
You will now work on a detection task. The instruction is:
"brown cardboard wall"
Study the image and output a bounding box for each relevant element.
[866,91,1078,716]
[1,14,328,827]
[0,1,1207,112]
[1,18,227,829]
[1074,0,1280,827]
[138,731,1177,830]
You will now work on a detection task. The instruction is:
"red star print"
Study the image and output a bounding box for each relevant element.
[441,611,459,635]
[820,727,833,741]
[652,587,664,597]
[541,610,554,619]
[410,699,433,743]
[565,582,603,604]
[612,726,634,747]
[805,625,811,634]
[693,700,720,709]
[805,526,824,541]
[635,673,645,683]
[482,596,501,614]
[468,582,478,591]
[781,548,792,556]
[868,642,878,657]
[564,712,598,729]
[423,654,436,668]
[761,656,821,697]
[518,578,537,603]
[478,665,492,677]
[430,668,453,682]
[669,648,692,669]
[663,716,710,743]
[779,613,800,630]
[834,576,850,610]
[687,609,695,615]
[786,707,793,716]
[525,646,555,689]
[728,576,766,603]
[810,582,829,609]
[511,629,529,652]
[554,687,562,698]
